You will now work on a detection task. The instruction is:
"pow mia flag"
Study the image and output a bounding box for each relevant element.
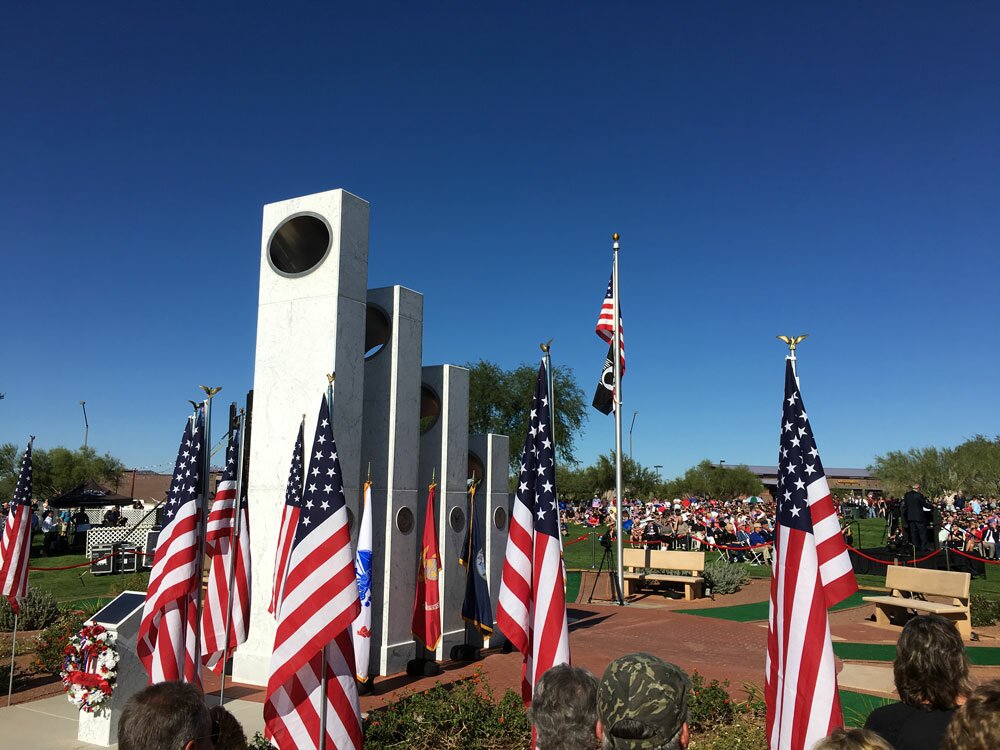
[592,342,615,415]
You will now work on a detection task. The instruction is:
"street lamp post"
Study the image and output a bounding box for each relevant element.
[629,410,638,459]
[80,401,89,449]
[653,464,662,477]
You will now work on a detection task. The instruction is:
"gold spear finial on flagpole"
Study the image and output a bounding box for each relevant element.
[431,467,436,487]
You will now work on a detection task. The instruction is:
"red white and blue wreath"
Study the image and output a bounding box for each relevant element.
[61,623,119,713]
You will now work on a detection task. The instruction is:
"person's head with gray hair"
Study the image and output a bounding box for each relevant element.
[529,664,600,750]
[597,653,691,750]
[118,681,217,750]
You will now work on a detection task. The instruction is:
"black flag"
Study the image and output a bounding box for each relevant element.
[592,342,615,415]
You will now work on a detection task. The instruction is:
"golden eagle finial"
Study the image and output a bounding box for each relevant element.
[199,385,222,398]
[540,339,553,353]
[776,334,809,353]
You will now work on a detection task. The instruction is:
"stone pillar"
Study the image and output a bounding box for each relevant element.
[360,285,423,676]
[233,189,369,687]
[417,365,469,661]
[468,433,510,649]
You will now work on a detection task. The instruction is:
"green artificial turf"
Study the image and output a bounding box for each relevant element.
[833,641,1000,666]
[675,589,880,622]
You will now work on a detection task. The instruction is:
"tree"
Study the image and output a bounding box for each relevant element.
[467,359,587,471]
[661,460,765,500]
[870,435,1000,497]
[0,444,125,500]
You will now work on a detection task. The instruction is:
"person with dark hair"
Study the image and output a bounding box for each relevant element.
[864,614,971,750]
[118,681,219,750]
[941,678,1000,750]
[528,664,599,750]
[210,703,249,750]
[597,652,690,750]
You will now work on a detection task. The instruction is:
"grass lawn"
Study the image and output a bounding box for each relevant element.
[24,542,149,607]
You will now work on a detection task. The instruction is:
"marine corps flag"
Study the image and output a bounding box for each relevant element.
[592,342,615,415]
[412,481,442,651]
[461,480,494,637]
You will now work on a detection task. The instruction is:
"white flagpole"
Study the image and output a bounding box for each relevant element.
[194,386,220,681]
[218,407,246,705]
[612,233,625,605]
[319,374,335,750]
[6,613,17,706]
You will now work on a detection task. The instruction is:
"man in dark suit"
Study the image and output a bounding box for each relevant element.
[903,483,931,553]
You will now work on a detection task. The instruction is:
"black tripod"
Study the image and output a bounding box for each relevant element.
[588,540,624,605]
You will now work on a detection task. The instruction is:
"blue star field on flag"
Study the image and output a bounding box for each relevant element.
[164,412,204,527]
[285,424,304,511]
[10,442,32,511]
[517,363,559,540]
[775,360,825,533]
[298,396,347,543]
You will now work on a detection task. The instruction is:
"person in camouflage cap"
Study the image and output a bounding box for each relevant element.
[596,653,691,750]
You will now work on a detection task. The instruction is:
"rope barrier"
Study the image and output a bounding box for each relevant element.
[562,534,589,546]
[949,546,1000,566]
[28,548,153,572]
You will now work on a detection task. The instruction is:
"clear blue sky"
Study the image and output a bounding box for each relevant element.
[2,2,998,478]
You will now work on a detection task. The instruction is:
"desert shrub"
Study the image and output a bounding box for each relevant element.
[971,595,1000,627]
[364,669,530,749]
[690,719,767,749]
[702,561,750,595]
[0,587,61,631]
[688,671,735,731]
[32,611,88,676]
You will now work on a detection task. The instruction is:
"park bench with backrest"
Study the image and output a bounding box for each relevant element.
[622,547,705,601]
[862,566,972,639]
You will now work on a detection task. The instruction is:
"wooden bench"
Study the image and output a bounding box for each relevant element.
[862,566,972,639]
[622,548,706,601]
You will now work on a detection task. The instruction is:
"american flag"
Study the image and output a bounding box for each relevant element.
[270,421,304,618]
[138,411,205,684]
[265,396,362,750]
[0,439,33,613]
[765,359,857,750]
[595,272,625,375]
[201,422,251,672]
[497,361,570,704]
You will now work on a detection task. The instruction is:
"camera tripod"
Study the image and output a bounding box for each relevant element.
[588,542,624,605]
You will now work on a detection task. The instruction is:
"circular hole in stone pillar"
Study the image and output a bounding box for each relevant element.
[449,506,466,533]
[494,507,507,530]
[420,385,441,434]
[468,452,485,486]
[365,304,391,359]
[267,214,331,276]
[396,506,415,535]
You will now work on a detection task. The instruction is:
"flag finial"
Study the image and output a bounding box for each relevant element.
[199,385,222,398]
[612,232,619,241]
[540,339,552,353]
[776,334,808,354]
[326,372,335,385]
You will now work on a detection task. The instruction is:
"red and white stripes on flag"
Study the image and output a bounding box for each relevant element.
[265,396,362,750]
[201,425,251,672]
[595,272,625,375]
[765,359,857,750]
[270,421,304,618]
[138,411,205,685]
[0,440,34,613]
[497,361,570,704]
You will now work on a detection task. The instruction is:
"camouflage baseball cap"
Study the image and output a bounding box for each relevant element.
[598,653,690,749]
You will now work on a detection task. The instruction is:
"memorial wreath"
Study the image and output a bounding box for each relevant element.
[61,623,119,712]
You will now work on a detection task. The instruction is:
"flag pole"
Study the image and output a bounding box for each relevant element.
[6,613,16,707]
[540,343,565,556]
[318,373,336,750]
[218,407,246,705]
[195,386,221,680]
[611,233,625,605]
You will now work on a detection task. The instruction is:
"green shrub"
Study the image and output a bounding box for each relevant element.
[690,719,767,749]
[364,669,531,749]
[110,572,150,597]
[0,587,61,631]
[702,561,750,595]
[32,611,88,676]
[688,671,735,731]
[971,595,1000,627]
[248,732,271,750]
